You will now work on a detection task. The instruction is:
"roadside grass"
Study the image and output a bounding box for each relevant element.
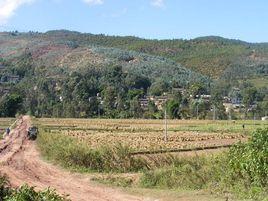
[92,175,136,188]
[124,188,228,201]
[37,130,148,173]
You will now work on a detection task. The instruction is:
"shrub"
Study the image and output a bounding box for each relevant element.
[226,128,268,199]
[0,175,67,201]
[0,175,11,199]
[5,185,68,201]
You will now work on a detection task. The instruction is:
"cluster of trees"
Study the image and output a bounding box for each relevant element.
[1,61,267,120]
[0,64,150,118]
[0,53,267,119]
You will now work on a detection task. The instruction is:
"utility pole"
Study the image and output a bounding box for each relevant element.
[253,109,256,125]
[164,101,168,142]
[213,105,216,121]
[98,105,100,119]
[196,103,199,120]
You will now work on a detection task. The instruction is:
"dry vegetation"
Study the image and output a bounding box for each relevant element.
[36,118,267,153]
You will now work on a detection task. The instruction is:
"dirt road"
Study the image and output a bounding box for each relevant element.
[0,116,151,201]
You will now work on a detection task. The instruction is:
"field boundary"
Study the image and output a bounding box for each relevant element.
[131,144,232,155]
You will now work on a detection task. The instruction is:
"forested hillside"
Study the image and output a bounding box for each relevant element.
[0,30,267,119]
[1,30,268,78]
[40,31,268,78]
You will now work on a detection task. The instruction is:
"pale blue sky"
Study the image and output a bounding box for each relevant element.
[0,0,268,42]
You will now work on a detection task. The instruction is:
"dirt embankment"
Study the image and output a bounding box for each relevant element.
[0,116,151,201]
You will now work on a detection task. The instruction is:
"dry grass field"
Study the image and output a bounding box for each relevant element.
[35,118,267,154]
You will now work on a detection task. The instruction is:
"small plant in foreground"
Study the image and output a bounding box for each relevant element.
[0,174,68,201]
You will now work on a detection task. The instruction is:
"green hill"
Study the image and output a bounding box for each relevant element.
[1,30,268,80]
[0,30,267,119]
[41,30,268,78]
[0,31,210,87]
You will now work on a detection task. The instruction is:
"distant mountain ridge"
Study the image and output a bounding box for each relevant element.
[44,30,268,78]
[0,30,211,89]
[1,30,268,80]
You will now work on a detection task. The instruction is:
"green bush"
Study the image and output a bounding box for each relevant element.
[226,128,268,199]
[5,185,67,201]
[228,128,268,187]
[0,175,11,199]
[0,175,67,201]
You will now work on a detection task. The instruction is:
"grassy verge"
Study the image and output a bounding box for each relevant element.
[92,175,136,188]
[37,130,148,173]
[139,129,268,201]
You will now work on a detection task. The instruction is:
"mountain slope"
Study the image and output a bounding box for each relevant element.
[0,31,210,87]
[41,31,268,78]
[0,30,268,83]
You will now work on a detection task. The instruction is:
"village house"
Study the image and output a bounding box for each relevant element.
[139,98,149,110]
[139,95,168,110]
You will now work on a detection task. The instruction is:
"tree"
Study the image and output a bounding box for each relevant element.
[143,101,159,119]
[189,83,206,97]
[166,99,181,119]
[190,99,209,119]
[104,65,125,90]
[149,80,169,96]
[211,87,227,120]
[242,87,257,119]
[125,74,151,92]
[129,97,143,118]
[0,94,23,117]
[127,89,144,100]
[102,86,117,117]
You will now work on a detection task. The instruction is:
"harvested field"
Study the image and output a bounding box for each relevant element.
[35,118,266,154]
